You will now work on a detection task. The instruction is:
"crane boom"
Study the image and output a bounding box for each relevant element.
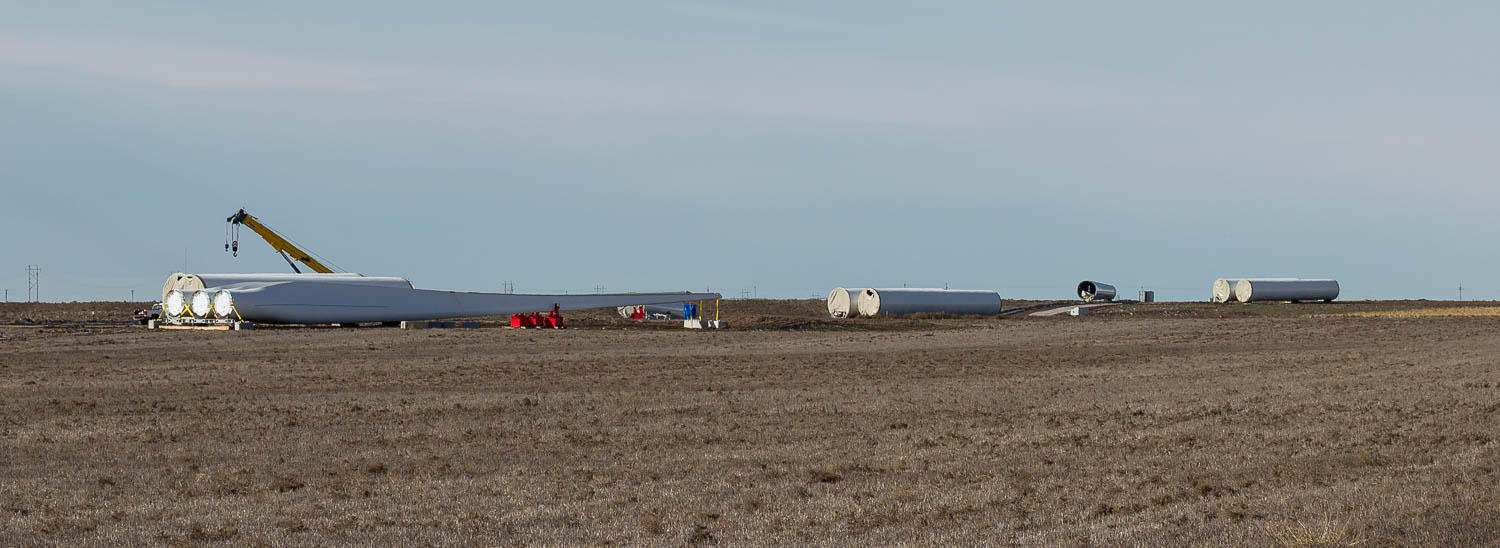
[226,209,336,274]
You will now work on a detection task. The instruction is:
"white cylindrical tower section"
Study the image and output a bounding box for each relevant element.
[1234,279,1340,303]
[826,288,865,319]
[1213,278,1300,302]
[857,288,1003,317]
[1211,279,1238,303]
[1076,281,1116,303]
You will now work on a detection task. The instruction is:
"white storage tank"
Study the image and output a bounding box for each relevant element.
[1234,279,1339,303]
[1076,281,1116,303]
[826,287,866,319]
[856,288,1002,317]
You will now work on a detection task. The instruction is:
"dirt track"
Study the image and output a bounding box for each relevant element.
[2,307,1499,544]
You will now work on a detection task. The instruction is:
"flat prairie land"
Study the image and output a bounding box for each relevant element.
[1327,307,1500,318]
[2,301,1498,545]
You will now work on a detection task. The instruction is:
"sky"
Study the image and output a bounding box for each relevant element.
[2,2,1499,302]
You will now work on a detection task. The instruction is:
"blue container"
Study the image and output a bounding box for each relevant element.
[683,304,699,319]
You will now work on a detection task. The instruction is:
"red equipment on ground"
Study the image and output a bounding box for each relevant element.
[510,304,564,329]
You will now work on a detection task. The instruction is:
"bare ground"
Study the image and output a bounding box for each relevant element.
[2,302,1499,545]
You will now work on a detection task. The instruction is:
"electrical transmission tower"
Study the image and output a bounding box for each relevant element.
[503,280,515,294]
[26,265,40,302]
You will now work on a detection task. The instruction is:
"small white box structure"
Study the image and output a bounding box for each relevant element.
[1067,307,1086,316]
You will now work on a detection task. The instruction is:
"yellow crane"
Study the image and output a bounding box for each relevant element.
[225,208,336,273]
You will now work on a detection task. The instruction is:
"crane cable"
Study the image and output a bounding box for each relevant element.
[249,214,348,273]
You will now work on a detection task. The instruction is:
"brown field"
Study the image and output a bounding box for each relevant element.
[3,300,1499,544]
[1328,307,1500,318]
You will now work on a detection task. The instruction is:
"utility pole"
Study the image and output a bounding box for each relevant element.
[130,289,135,302]
[26,265,40,302]
[1458,283,1463,301]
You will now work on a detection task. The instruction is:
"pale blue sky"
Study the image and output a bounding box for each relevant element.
[2,2,1498,301]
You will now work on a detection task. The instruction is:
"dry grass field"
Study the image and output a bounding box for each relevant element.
[1329,307,1500,318]
[3,300,1499,544]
